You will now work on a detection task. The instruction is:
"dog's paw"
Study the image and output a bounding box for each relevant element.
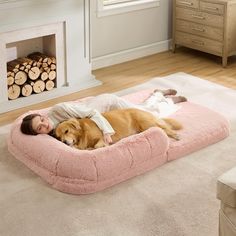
[94,140,107,149]
[173,134,180,141]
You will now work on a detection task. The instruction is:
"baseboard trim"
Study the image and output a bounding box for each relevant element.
[92,39,171,70]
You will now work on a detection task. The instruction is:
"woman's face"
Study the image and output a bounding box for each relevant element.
[31,115,53,134]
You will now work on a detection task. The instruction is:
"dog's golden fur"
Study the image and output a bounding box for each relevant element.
[54,108,182,150]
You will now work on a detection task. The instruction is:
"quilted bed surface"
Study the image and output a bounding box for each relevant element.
[7,89,230,194]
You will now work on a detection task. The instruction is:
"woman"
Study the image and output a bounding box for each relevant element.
[20,89,187,144]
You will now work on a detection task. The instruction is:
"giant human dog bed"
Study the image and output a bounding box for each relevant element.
[7,89,230,194]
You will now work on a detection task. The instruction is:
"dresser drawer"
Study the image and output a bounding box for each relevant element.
[176,7,224,28]
[176,0,199,9]
[176,19,223,41]
[175,31,223,54]
[200,1,225,15]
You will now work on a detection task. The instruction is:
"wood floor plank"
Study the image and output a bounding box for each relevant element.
[1,48,235,125]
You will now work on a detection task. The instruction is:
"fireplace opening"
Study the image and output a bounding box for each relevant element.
[6,35,57,100]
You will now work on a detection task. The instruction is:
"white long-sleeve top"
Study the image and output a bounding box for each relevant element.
[48,102,115,135]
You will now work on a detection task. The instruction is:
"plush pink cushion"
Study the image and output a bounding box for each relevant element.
[7,89,230,194]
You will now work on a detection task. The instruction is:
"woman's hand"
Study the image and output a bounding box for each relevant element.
[103,133,113,145]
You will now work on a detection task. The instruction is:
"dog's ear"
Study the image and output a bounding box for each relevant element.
[68,118,81,130]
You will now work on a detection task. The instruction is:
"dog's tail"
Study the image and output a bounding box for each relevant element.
[163,118,182,130]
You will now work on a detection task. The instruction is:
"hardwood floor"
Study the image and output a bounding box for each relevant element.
[1,48,236,125]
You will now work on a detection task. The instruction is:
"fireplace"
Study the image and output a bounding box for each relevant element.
[0,0,100,113]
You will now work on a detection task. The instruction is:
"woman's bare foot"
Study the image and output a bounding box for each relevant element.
[154,89,177,96]
[171,96,187,104]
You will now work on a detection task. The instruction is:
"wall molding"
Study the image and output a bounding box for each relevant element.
[97,0,160,17]
[92,39,171,70]
[0,0,58,9]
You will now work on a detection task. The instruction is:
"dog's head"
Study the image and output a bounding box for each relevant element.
[54,118,82,146]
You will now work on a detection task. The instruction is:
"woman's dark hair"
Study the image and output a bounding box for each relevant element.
[20,113,41,135]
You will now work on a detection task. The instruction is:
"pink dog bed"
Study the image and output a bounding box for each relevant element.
[7,89,230,194]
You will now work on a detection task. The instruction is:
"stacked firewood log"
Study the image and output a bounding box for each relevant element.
[7,52,56,100]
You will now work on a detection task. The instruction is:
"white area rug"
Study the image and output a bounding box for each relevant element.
[0,72,236,236]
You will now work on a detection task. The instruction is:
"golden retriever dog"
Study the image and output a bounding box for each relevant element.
[54,108,182,150]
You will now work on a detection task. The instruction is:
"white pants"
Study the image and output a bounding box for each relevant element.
[83,92,179,118]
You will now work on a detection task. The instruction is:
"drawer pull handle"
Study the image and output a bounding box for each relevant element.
[178,1,193,6]
[205,6,219,11]
[192,27,205,32]
[192,40,204,46]
[192,15,205,20]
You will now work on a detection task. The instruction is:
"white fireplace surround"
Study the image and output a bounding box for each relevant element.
[0,0,101,113]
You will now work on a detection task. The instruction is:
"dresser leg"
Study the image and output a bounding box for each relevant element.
[222,56,228,67]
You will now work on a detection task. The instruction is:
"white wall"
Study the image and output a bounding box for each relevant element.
[90,0,172,69]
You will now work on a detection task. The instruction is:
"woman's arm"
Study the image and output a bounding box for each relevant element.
[48,102,115,136]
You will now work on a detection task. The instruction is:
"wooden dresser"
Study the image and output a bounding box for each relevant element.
[172,0,236,67]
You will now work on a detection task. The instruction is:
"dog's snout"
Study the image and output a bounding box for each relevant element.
[62,139,74,146]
